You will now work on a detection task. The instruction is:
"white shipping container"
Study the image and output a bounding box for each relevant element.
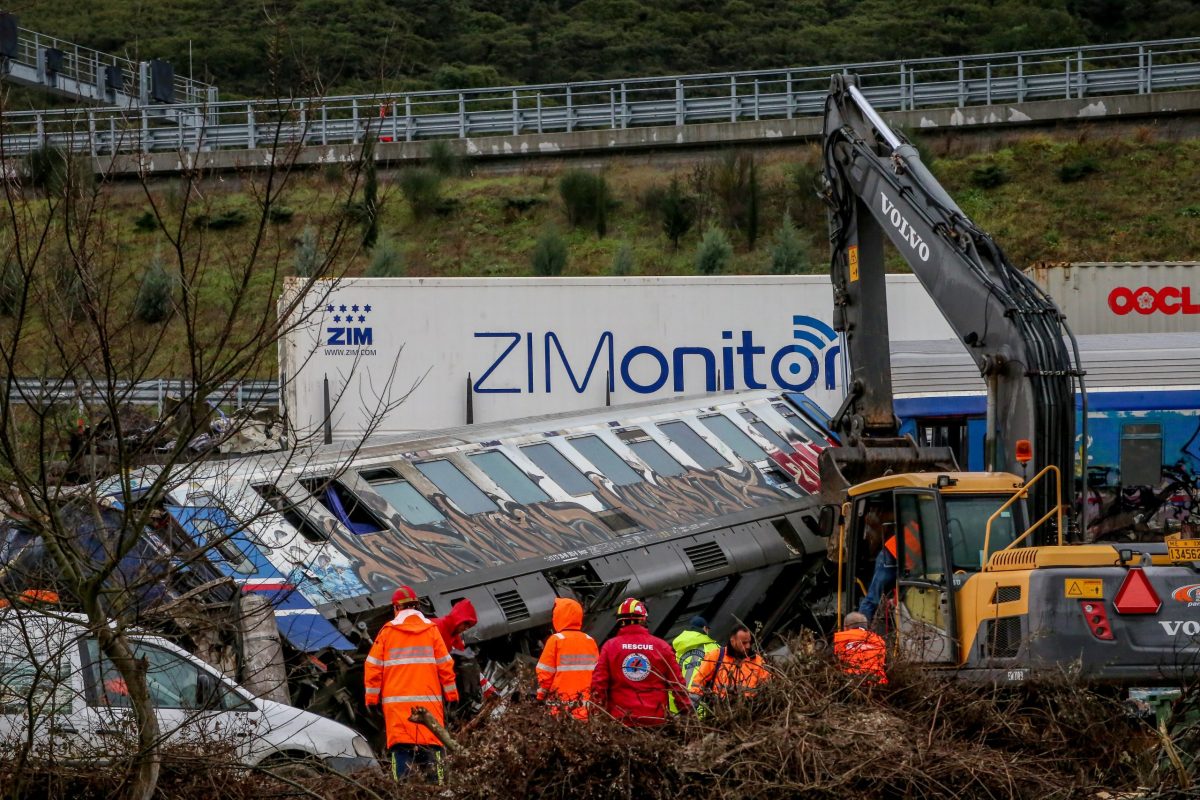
[1026,262,1200,336]
[279,276,953,438]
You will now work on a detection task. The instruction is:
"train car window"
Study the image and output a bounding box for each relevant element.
[298,477,386,535]
[628,439,686,477]
[657,421,727,470]
[737,410,792,453]
[771,403,830,444]
[699,414,767,462]
[252,484,327,543]
[569,435,643,486]
[468,451,551,505]
[520,443,596,496]
[1120,423,1163,487]
[367,477,446,526]
[415,460,498,515]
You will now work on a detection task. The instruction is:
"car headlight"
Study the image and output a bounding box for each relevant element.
[351,735,375,759]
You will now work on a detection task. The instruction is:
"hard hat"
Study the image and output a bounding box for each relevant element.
[616,597,648,620]
[391,585,419,606]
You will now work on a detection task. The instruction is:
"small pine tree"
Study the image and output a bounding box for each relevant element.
[134,256,175,323]
[695,227,732,276]
[362,142,379,249]
[558,170,608,237]
[531,228,568,276]
[0,258,23,316]
[769,215,810,275]
[660,177,695,249]
[398,168,443,220]
[746,159,760,249]
[428,139,461,177]
[611,242,635,276]
[367,237,405,277]
[294,227,324,277]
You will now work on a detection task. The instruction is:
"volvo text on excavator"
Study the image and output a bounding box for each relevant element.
[819,74,1199,684]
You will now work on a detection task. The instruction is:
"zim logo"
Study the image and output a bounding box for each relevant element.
[1172,584,1200,607]
[324,302,374,346]
[621,653,652,682]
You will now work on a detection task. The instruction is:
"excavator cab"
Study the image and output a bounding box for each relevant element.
[837,472,1032,667]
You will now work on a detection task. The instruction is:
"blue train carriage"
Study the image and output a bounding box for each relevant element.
[896,388,1200,538]
[187,390,837,702]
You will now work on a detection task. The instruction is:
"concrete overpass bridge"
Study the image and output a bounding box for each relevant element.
[3,37,1199,177]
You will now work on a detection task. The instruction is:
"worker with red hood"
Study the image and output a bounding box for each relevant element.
[535,597,599,719]
[433,598,497,718]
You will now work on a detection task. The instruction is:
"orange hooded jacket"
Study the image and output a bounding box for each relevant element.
[833,627,888,683]
[364,608,459,747]
[535,598,599,719]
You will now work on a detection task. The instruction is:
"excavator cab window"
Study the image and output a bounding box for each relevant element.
[894,491,957,664]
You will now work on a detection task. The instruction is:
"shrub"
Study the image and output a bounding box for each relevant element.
[366,237,405,277]
[503,196,545,215]
[22,145,69,193]
[322,161,344,184]
[770,216,810,275]
[267,205,295,224]
[1180,205,1200,219]
[558,169,608,236]
[51,257,85,321]
[531,228,568,276]
[133,211,158,232]
[134,256,175,324]
[970,163,1010,189]
[0,258,23,316]
[711,152,758,246]
[1058,157,1100,183]
[194,208,249,230]
[362,146,379,248]
[695,227,732,276]
[398,168,443,220]
[293,227,323,277]
[428,139,462,177]
[611,242,635,276]
[659,177,695,249]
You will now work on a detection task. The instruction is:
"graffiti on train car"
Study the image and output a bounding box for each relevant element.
[320,463,792,592]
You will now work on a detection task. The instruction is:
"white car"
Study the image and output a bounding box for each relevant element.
[0,610,377,774]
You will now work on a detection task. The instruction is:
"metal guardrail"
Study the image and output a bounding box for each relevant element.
[1,23,218,108]
[2,37,1199,158]
[6,378,277,411]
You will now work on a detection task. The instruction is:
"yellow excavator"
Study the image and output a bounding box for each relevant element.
[818,75,1199,684]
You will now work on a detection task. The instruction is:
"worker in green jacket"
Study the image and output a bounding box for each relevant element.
[670,616,719,713]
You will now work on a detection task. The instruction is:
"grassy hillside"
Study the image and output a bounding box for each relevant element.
[14,1,1196,99]
[4,129,1198,377]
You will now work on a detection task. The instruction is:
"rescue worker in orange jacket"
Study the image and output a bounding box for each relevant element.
[364,586,459,783]
[688,625,770,708]
[535,597,599,719]
[833,611,888,683]
[859,517,922,622]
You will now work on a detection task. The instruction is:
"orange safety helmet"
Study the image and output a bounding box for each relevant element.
[616,597,647,621]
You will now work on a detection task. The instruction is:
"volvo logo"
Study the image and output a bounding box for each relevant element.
[880,192,931,262]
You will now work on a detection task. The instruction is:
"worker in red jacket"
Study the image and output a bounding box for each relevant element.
[590,598,692,726]
[432,598,498,718]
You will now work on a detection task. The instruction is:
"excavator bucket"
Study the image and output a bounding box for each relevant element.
[817,438,959,505]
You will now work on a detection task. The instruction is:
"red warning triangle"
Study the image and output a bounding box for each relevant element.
[1113,568,1161,615]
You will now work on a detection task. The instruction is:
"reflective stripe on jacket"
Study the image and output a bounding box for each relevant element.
[364,608,459,747]
[670,628,718,713]
[833,627,888,684]
[883,520,922,571]
[536,598,599,719]
[688,647,769,702]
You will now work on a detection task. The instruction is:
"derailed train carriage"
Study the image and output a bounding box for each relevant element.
[1,390,837,723]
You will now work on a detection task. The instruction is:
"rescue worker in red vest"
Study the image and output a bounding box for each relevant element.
[859,513,922,622]
[833,611,888,683]
[364,586,459,783]
[535,597,599,719]
[590,598,692,726]
[688,625,770,709]
[433,598,498,719]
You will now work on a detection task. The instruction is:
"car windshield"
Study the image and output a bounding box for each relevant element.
[943,495,1022,571]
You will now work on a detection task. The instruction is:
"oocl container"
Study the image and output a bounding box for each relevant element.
[1025,262,1200,336]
